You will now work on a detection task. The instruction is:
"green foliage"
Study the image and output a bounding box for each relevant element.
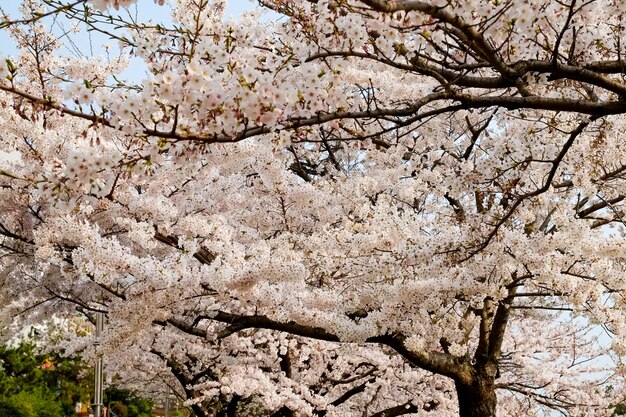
[110,401,129,417]
[0,340,155,417]
[0,387,64,417]
[105,386,153,417]
[0,392,34,417]
[0,340,91,417]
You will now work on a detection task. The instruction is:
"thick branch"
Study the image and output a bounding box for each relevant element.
[170,312,472,382]
[486,286,518,364]
[154,231,216,265]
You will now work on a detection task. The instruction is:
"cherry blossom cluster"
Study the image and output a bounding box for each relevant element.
[88,0,152,11]
[1,0,626,416]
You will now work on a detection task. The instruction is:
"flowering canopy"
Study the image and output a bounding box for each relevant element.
[1,0,626,416]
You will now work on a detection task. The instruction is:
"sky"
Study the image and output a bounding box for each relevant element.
[0,0,263,86]
[0,0,259,162]
[0,0,259,59]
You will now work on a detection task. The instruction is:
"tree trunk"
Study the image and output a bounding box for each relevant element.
[192,403,207,417]
[455,376,497,417]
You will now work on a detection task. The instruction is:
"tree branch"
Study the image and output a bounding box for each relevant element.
[175,311,472,383]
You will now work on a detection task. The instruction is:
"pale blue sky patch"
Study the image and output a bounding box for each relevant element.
[0,0,259,80]
[0,0,260,165]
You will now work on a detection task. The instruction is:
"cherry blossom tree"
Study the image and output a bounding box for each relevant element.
[1,0,626,416]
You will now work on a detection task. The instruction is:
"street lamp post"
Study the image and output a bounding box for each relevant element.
[94,312,104,417]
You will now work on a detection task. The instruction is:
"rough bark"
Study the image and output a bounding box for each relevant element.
[455,375,497,417]
[192,403,208,417]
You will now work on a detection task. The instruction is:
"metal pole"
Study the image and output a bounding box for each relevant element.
[165,385,170,417]
[94,312,104,417]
